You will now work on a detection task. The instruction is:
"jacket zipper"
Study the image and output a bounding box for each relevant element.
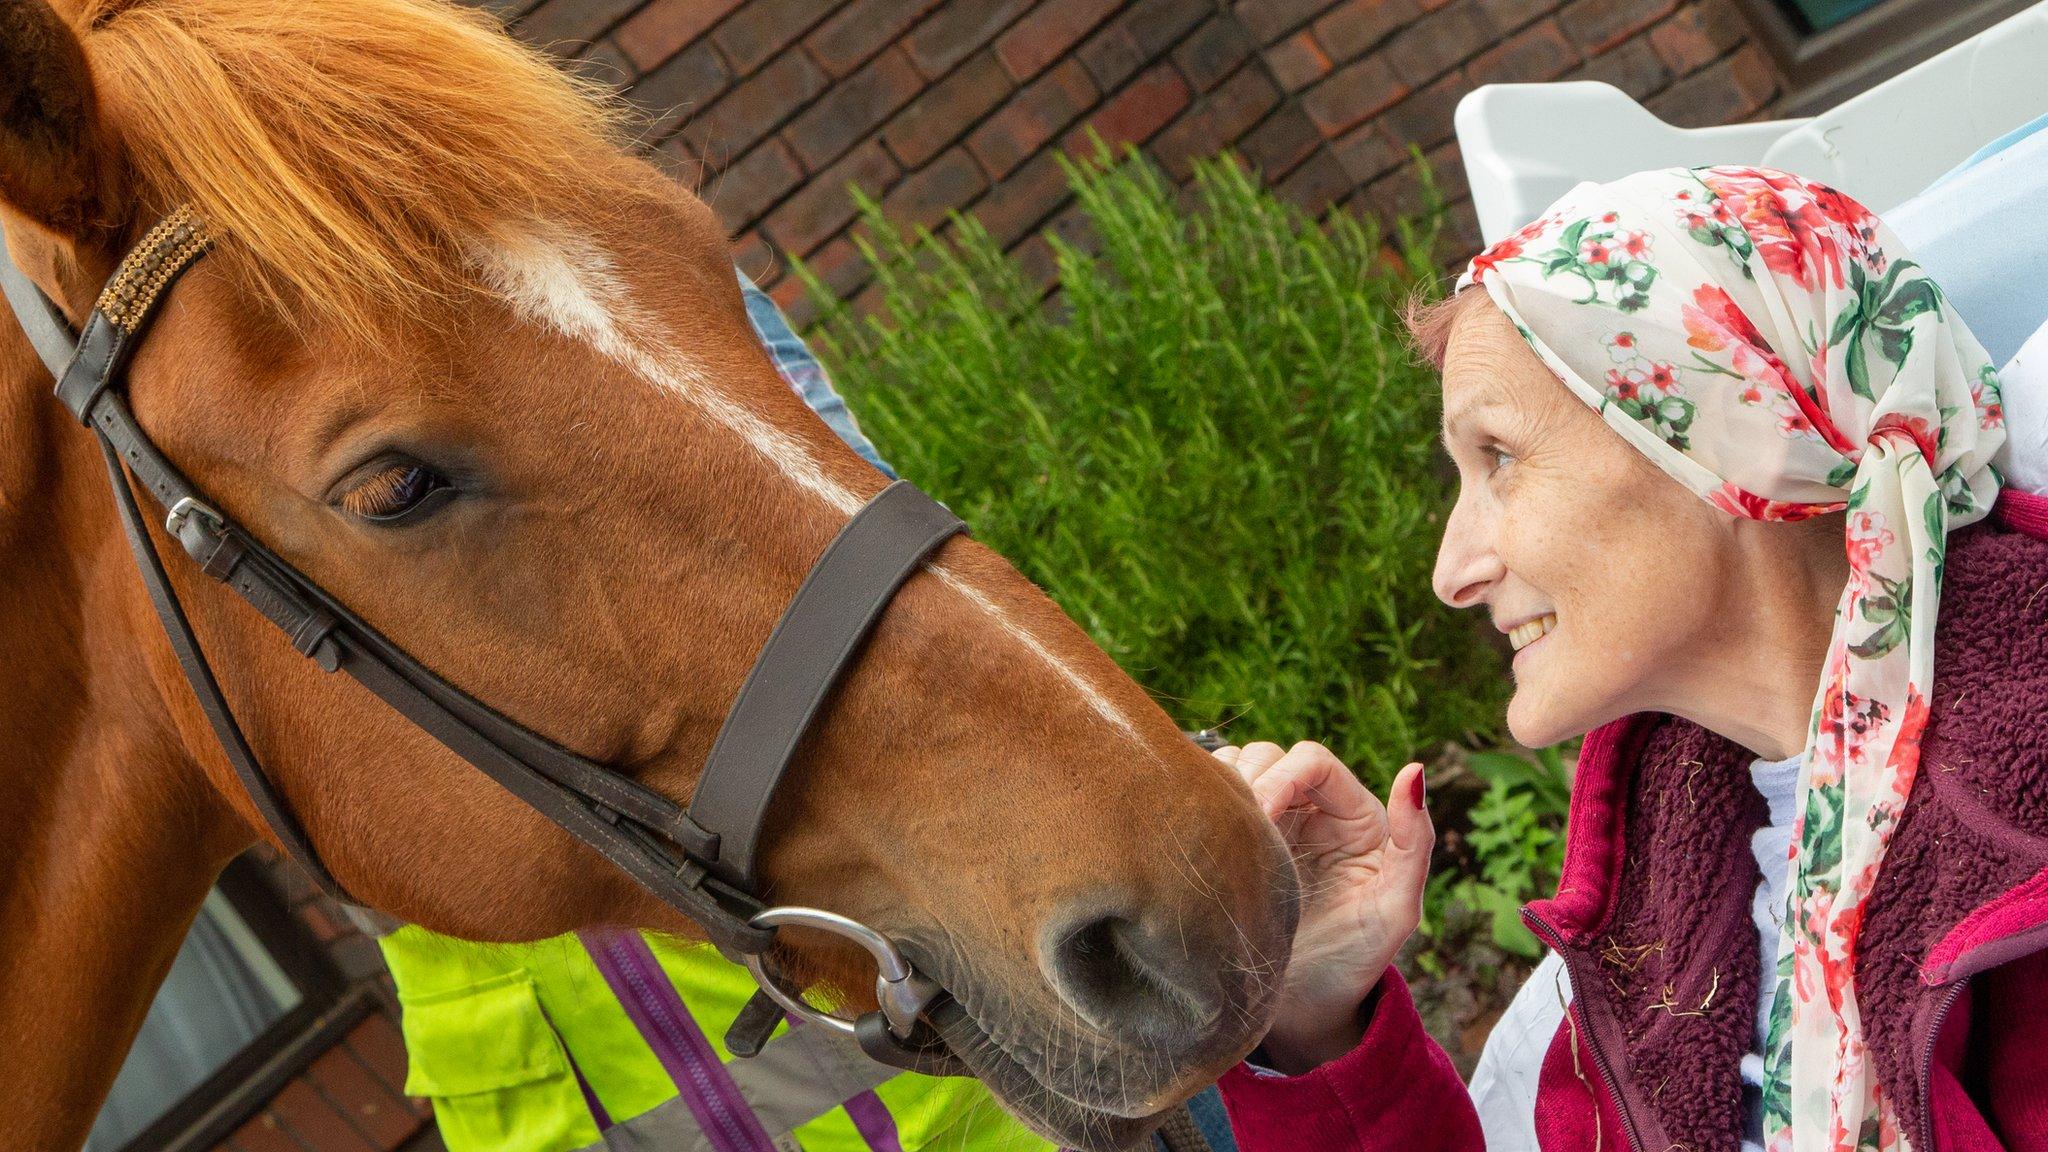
[1525,909,1646,1152]
[1912,918,2048,1152]
[1914,978,1966,1152]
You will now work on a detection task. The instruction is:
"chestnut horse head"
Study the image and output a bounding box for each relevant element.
[0,0,1298,1146]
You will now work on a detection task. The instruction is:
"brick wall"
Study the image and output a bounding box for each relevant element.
[480,0,1788,325]
[208,854,439,1152]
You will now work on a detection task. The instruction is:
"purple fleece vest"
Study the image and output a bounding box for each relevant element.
[1532,514,2048,1152]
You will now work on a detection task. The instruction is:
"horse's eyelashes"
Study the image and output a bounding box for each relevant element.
[339,462,450,523]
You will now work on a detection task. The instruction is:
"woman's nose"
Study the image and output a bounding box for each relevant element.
[1433,496,1504,609]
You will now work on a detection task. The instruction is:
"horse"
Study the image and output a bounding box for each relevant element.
[0,0,1302,1147]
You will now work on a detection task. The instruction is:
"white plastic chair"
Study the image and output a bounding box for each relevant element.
[1457,1,2048,243]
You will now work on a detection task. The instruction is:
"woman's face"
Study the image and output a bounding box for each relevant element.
[1431,296,1745,748]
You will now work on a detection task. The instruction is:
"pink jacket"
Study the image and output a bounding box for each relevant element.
[1219,491,2048,1152]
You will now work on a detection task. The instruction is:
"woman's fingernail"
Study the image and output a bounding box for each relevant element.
[1409,770,1427,808]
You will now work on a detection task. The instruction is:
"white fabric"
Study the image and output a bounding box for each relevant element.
[1470,952,1570,1152]
[1743,754,1804,1151]
[1468,755,1804,1152]
[1995,321,2048,495]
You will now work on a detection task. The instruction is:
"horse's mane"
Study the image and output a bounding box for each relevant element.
[80,0,640,343]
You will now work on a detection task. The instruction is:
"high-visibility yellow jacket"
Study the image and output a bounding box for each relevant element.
[380,925,1055,1152]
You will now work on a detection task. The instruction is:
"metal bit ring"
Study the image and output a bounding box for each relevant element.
[743,906,942,1039]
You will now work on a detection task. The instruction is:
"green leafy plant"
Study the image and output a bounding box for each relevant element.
[797,145,1510,783]
[1418,743,1574,962]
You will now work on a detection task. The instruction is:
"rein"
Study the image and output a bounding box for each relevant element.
[0,209,968,1072]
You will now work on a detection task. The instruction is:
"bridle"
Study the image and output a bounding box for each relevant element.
[0,208,973,1073]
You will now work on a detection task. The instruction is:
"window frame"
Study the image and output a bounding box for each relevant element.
[1731,0,2038,114]
[108,854,362,1152]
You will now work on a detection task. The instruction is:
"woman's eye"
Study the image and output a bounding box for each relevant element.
[340,462,451,523]
[1484,445,1516,473]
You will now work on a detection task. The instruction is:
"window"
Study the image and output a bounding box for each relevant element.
[86,855,355,1152]
[1734,0,2036,113]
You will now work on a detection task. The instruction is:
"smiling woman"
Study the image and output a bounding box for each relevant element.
[1211,167,2048,1152]
[1426,289,1848,759]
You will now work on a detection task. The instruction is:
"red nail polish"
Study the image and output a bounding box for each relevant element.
[1409,770,1427,808]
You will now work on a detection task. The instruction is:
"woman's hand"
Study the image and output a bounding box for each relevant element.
[1217,741,1434,1073]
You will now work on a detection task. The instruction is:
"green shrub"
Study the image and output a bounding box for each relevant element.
[799,146,1509,784]
[1415,742,1574,972]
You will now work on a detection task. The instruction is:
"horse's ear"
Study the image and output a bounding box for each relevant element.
[0,0,121,238]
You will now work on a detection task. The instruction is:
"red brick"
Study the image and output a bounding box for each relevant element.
[628,40,731,138]
[1010,230,1062,293]
[764,140,900,254]
[1648,2,1747,76]
[1423,137,1470,201]
[996,0,1122,82]
[225,1112,303,1152]
[1074,0,1210,90]
[1477,0,1565,30]
[1646,39,1777,125]
[881,50,1014,168]
[1379,71,1469,148]
[967,58,1098,178]
[1068,63,1191,152]
[1313,0,1423,62]
[1173,16,1257,92]
[1468,17,1581,84]
[651,132,706,184]
[711,0,835,73]
[1364,159,1438,223]
[514,0,644,55]
[881,147,990,229]
[1559,0,1679,55]
[341,1015,420,1107]
[1332,123,1403,183]
[268,1078,374,1152]
[807,0,942,75]
[1264,31,1334,92]
[768,270,808,312]
[683,49,827,160]
[614,0,743,71]
[1151,64,1282,178]
[1444,195,1484,260]
[1570,33,1671,99]
[295,900,347,943]
[784,47,925,169]
[793,235,873,303]
[307,1048,423,1150]
[480,0,549,22]
[969,149,1072,245]
[730,231,781,285]
[1075,22,1143,90]
[1386,5,1498,86]
[1232,0,1334,44]
[1278,147,1352,216]
[902,0,1035,77]
[706,139,806,232]
[1238,109,1324,178]
[569,38,635,90]
[1300,57,1409,137]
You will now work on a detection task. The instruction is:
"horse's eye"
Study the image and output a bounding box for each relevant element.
[339,461,452,523]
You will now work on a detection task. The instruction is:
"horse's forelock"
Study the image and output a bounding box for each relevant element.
[78,0,639,344]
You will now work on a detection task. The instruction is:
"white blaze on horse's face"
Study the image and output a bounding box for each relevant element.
[473,224,1143,745]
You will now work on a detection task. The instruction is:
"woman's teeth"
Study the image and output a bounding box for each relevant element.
[1509,614,1557,652]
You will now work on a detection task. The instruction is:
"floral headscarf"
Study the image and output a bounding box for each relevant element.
[1460,166,2006,1152]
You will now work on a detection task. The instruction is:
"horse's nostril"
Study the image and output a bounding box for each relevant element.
[1042,909,1225,1042]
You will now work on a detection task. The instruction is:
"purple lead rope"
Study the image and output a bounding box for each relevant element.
[582,929,928,1152]
[581,930,779,1152]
